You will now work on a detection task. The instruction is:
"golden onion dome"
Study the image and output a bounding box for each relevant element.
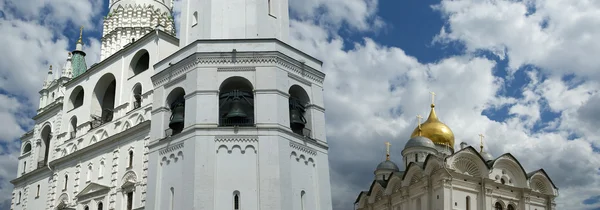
[410,104,455,147]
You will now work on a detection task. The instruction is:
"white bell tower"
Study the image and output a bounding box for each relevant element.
[179,0,290,46]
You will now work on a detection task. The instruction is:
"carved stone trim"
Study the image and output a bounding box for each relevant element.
[217,67,256,72]
[288,73,312,86]
[289,141,317,156]
[159,142,184,155]
[215,136,258,143]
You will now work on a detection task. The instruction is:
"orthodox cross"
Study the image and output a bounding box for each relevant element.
[430,91,436,105]
[479,134,485,152]
[385,142,391,160]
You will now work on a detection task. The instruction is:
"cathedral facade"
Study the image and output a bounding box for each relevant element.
[10,0,333,210]
[354,102,559,210]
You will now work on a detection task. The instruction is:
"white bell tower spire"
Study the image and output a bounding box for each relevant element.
[101,0,176,60]
[179,0,290,46]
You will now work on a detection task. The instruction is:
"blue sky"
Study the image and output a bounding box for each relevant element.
[2,0,600,209]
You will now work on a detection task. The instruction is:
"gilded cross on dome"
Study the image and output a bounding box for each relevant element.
[430,91,436,107]
[416,114,423,136]
[385,142,391,161]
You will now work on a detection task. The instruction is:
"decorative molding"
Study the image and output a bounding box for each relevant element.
[217,66,256,72]
[164,74,186,89]
[159,142,184,155]
[215,136,258,143]
[289,141,317,156]
[288,73,312,86]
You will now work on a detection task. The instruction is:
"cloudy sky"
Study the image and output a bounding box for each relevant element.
[1,0,600,209]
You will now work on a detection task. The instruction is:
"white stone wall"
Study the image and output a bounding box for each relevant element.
[146,39,331,210]
[179,0,290,46]
[11,31,178,210]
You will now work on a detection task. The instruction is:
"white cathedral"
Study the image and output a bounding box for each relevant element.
[354,101,559,210]
[10,0,333,210]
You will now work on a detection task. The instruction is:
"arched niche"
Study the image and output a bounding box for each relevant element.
[69,116,78,139]
[166,87,186,135]
[130,49,150,76]
[218,76,254,127]
[288,85,311,136]
[529,172,554,195]
[92,73,117,125]
[69,86,84,110]
[132,83,142,109]
[40,125,52,166]
[491,154,528,187]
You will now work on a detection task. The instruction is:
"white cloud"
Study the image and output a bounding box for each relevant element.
[289,0,384,32]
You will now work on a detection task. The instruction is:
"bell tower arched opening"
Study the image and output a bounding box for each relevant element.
[40,125,52,167]
[288,85,311,136]
[92,73,117,128]
[218,77,254,127]
[166,87,186,135]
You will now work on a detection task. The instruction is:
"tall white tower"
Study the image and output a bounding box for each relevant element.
[101,0,176,59]
[145,0,332,210]
[179,0,290,46]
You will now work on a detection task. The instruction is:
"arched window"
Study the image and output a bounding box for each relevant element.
[501,178,506,185]
[87,165,93,182]
[466,196,471,210]
[170,187,175,210]
[133,84,142,109]
[70,117,78,139]
[495,202,503,210]
[126,191,133,210]
[85,205,89,210]
[507,204,515,210]
[219,77,254,127]
[131,50,150,76]
[289,85,310,136]
[233,191,240,210]
[415,153,418,162]
[41,125,52,166]
[99,161,105,178]
[92,74,116,127]
[64,174,68,190]
[98,202,103,210]
[192,11,198,26]
[18,192,21,203]
[166,87,186,135]
[128,151,134,168]
[300,190,306,210]
[69,86,84,110]
[23,143,31,154]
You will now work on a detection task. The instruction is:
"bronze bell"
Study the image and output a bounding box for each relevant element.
[169,104,185,132]
[290,109,306,131]
[226,98,247,118]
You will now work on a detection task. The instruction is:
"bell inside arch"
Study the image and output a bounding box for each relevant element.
[169,102,185,133]
[225,98,247,119]
[289,98,307,134]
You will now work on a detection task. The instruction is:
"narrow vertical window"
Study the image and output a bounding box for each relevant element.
[36,185,40,197]
[170,187,175,210]
[300,191,306,210]
[64,175,68,190]
[233,191,240,210]
[192,12,198,26]
[18,192,21,203]
[127,191,133,210]
[414,153,418,162]
[98,202,103,210]
[99,161,104,178]
[23,161,26,173]
[129,151,134,168]
[87,165,93,182]
[466,196,470,210]
[268,0,271,14]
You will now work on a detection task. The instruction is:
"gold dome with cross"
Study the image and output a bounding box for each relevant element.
[410,92,455,148]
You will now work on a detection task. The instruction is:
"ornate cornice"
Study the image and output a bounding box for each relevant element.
[159,142,184,155]
[215,136,258,143]
[289,141,317,156]
[217,67,256,72]
[152,51,324,88]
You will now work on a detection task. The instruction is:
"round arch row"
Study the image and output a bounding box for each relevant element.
[164,76,313,136]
